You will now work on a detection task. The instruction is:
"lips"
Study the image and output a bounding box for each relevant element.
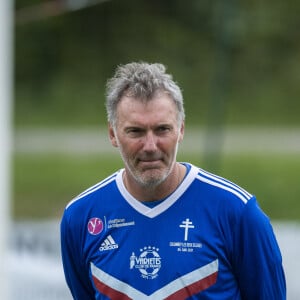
[137,158,163,169]
[140,158,161,162]
[139,159,161,164]
[138,153,162,161]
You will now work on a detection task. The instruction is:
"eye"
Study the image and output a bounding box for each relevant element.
[125,127,144,137]
[156,126,171,134]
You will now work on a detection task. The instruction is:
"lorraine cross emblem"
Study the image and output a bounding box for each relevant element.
[179,218,194,241]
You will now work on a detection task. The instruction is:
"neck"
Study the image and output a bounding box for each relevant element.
[123,163,186,202]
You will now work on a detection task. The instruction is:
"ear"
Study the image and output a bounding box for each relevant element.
[108,123,118,148]
[178,121,185,143]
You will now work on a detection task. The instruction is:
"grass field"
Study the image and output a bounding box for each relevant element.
[13,152,300,221]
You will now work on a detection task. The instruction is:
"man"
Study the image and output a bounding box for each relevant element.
[61,62,286,299]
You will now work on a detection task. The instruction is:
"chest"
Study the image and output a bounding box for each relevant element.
[83,200,235,298]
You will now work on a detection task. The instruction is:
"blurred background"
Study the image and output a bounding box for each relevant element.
[8,0,300,298]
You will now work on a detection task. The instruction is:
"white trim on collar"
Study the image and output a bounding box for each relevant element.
[116,163,198,218]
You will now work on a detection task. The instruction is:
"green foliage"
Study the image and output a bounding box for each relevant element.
[15,0,300,128]
[13,153,300,220]
[12,1,300,220]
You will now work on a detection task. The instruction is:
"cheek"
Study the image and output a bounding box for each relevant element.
[119,139,140,156]
[168,139,180,157]
[155,141,174,157]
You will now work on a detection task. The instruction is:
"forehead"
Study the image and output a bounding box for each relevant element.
[116,95,178,127]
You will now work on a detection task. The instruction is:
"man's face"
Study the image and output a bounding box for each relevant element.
[109,94,184,188]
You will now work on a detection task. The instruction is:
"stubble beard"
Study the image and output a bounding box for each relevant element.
[122,154,172,189]
[118,148,178,190]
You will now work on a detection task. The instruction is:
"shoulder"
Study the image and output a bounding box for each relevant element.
[60,171,121,239]
[191,165,252,205]
[190,166,272,231]
[63,171,120,218]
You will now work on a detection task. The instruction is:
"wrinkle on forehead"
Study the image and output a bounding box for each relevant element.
[116,95,179,128]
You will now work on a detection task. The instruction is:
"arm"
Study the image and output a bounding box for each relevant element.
[232,197,286,300]
[60,211,95,300]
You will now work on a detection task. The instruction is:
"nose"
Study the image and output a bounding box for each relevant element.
[143,132,158,152]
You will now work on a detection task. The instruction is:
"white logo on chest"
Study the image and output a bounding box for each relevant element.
[130,246,161,279]
[179,218,195,241]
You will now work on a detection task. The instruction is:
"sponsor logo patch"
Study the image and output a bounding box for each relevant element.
[87,217,103,235]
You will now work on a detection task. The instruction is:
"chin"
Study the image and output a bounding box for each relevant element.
[138,170,169,188]
[138,178,165,189]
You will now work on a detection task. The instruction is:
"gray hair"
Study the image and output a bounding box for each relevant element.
[105,62,185,127]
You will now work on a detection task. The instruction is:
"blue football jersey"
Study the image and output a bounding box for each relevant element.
[60,163,286,299]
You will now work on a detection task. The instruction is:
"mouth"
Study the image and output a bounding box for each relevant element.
[137,158,162,169]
